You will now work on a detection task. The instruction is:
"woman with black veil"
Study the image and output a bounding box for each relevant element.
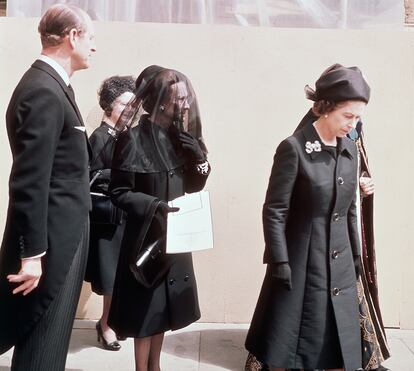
[107,65,210,371]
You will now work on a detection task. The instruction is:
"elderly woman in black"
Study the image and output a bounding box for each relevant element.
[245,64,370,371]
[108,66,210,371]
[85,75,135,350]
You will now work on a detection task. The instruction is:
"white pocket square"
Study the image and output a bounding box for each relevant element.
[74,126,86,132]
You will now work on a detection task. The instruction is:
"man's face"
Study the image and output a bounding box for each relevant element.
[72,15,96,71]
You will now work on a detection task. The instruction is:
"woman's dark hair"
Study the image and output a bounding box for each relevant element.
[312,100,338,116]
[98,75,135,117]
[38,4,88,47]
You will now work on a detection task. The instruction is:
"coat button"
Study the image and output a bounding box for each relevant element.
[169,171,175,177]
[332,250,339,259]
[332,288,341,296]
[332,213,340,222]
[169,278,176,285]
[337,177,344,185]
[184,274,189,282]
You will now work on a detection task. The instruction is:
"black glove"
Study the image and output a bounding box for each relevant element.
[271,262,292,290]
[178,132,206,162]
[157,201,180,214]
[354,255,362,279]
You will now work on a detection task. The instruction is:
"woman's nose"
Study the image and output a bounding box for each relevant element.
[183,100,190,110]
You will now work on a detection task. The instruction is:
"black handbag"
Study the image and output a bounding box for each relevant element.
[90,170,123,225]
[129,200,173,288]
[90,192,123,225]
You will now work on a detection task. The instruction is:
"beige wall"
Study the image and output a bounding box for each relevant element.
[1,18,413,329]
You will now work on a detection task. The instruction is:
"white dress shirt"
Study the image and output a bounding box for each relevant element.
[38,54,70,86]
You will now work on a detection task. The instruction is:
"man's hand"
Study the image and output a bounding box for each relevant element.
[7,257,42,295]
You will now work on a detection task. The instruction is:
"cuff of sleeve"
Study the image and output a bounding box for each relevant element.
[196,161,210,175]
[21,251,46,260]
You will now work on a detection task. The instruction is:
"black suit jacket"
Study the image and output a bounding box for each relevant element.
[0,60,91,353]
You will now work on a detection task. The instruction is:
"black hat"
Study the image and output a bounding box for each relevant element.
[305,64,370,103]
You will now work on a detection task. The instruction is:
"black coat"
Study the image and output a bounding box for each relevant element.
[84,122,125,295]
[108,124,209,338]
[0,60,91,353]
[245,123,361,371]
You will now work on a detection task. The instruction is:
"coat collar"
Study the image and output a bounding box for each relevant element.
[31,59,92,159]
[301,122,354,160]
[31,59,84,126]
[38,55,70,85]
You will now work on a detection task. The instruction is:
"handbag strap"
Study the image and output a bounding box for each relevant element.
[130,199,162,259]
[90,169,103,187]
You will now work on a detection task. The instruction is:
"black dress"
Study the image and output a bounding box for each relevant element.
[108,118,209,337]
[84,122,125,295]
[245,123,361,371]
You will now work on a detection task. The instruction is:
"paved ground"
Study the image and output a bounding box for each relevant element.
[0,323,412,370]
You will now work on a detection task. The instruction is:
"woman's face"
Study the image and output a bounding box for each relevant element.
[110,91,134,124]
[326,100,367,137]
[163,81,190,121]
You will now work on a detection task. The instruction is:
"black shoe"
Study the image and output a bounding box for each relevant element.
[372,367,390,371]
[96,321,121,351]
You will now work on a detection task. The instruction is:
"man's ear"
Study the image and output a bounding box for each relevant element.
[68,28,78,49]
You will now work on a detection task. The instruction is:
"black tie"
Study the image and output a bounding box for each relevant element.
[67,84,75,100]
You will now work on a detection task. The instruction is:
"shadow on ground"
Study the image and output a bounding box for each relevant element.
[163,328,249,370]
[68,328,99,353]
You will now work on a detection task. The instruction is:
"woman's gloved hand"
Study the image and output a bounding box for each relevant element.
[157,201,180,214]
[271,262,292,290]
[360,175,374,197]
[178,132,206,162]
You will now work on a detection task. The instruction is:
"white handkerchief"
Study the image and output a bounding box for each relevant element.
[74,126,86,132]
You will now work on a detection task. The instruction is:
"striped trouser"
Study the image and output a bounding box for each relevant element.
[11,222,89,371]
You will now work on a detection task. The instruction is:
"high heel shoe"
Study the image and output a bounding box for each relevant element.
[96,321,121,351]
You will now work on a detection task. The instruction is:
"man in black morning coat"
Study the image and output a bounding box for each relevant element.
[0,4,96,370]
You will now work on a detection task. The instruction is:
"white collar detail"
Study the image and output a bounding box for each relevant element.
[38,55,70,86]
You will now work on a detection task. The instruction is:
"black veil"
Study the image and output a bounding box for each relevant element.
[111,65,207,173]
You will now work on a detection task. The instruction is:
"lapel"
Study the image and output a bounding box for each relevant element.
[301,122,324,160]
[31,59,93,159]
[300,122,353,160]
[32,60,84,125]
[337,136,354,159]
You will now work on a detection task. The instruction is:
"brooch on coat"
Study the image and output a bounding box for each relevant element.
[305,140,321,154]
